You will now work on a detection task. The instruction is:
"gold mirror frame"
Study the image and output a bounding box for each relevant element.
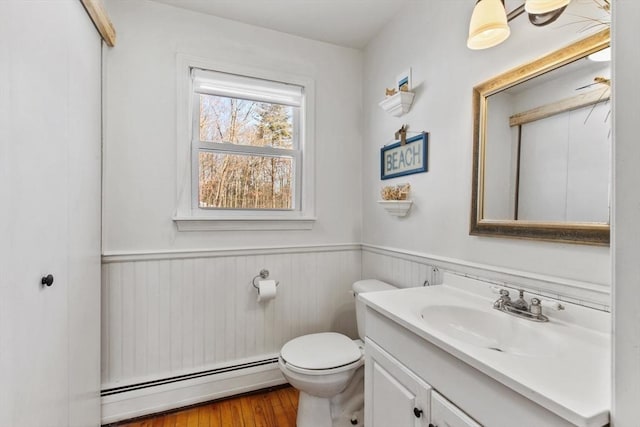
[470,28,610,246]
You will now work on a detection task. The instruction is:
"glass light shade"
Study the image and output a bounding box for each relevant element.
[525,0,571,14]
[467,0,511,50]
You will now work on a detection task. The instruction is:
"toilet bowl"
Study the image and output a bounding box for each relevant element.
[279,333,364,398]
[278,279,396,427]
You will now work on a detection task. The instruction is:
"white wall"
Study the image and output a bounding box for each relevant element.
[612,1,640,425]
[362,1,611,294]
[103,0,363,254]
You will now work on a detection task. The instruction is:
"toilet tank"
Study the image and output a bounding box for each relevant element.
[353,279,396,340]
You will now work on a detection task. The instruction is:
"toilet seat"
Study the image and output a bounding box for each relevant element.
[280,356,364,376]
[280,332,363,376]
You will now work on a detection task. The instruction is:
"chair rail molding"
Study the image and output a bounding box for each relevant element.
[361,244,610,310]
[102,243,362,262]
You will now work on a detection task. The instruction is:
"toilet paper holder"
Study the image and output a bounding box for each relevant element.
[252,269,280,289]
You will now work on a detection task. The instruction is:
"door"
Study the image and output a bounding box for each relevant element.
[365,339,431,427]
[0,0,102,425]
[430,391,482,427]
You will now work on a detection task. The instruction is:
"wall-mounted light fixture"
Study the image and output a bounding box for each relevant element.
[467,0,572,50]
[467,0,511,50]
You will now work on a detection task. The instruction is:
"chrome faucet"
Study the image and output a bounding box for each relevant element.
[492,288,564,322]
[511,290,529,311]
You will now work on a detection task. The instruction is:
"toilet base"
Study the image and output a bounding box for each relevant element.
[296,367,365,427]
[297,391,332,427]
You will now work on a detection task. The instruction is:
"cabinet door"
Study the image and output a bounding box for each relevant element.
[365,339,431,427]
[431,391,482,427]
[0,1,101,426]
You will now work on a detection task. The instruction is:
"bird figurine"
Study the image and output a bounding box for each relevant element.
[395,125,408,145]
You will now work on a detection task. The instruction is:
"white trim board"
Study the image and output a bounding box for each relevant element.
[101,360,286,424]
[361,244,611,310]
[102,243,361,263]
[173,217,316,232]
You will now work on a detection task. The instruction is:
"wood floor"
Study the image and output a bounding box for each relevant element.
[111,386,299,427]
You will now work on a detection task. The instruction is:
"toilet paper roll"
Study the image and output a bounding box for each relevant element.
[257,279,277,302]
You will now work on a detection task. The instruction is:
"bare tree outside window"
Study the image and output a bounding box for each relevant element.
[198,94,295,209]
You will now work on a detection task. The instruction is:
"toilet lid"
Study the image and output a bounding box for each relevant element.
[280,332,362,370]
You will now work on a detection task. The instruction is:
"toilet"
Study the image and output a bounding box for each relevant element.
[278,279,396,427]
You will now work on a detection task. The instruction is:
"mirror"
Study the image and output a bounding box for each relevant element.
[470,29,610,245]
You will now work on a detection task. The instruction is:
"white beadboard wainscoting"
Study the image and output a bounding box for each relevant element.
[100,244,361,423]
[100,242,610,422]
[362,244,611,311]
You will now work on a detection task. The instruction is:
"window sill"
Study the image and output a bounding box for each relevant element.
[173,216,316,231]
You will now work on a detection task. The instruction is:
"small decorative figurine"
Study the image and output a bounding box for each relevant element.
[395,124,408,145]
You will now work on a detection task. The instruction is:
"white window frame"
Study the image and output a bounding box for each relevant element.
[173,55,316,231]
[190,68,302,213]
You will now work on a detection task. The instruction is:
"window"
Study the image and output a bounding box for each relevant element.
[174,59,315,231]
[192,69,301,211]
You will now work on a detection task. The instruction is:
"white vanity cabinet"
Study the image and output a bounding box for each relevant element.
[365,339,432,427]
[363,303,588,426]
[431,391,482,427]
[365,338,480,427]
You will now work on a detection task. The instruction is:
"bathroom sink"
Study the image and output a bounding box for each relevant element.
[419,305,560,357]
[360,274,611,427]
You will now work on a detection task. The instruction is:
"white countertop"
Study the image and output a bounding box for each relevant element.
[360,274,611,427]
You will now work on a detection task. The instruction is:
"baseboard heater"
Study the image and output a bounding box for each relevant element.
[101,357,280,396]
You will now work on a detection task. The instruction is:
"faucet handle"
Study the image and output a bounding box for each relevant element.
[491,287,513,297]
[530,298,542,316]
[492,287,511,309]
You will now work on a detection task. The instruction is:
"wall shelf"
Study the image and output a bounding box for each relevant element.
[378,91,415,117]
[378,200,413,217]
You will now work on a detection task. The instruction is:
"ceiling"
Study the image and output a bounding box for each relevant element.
[149,0,412,49]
